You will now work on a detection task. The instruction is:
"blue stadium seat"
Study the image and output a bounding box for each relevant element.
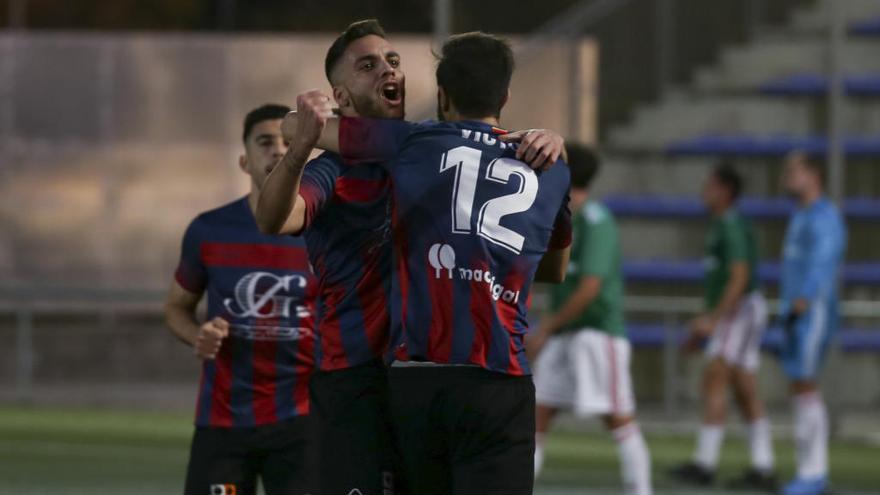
[759,73,880,96]
[665,134,880,157]
[850,16,880,36]
[626,324,880,352]
[622,260,880,286]
[602,195,880,220]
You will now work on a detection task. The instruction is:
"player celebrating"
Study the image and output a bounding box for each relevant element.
[285,32,571,495]
[670,164,776,491]
[164,104,315,495]
[778,151,846,495]
[527,145,653,495]
[256,20,401,495]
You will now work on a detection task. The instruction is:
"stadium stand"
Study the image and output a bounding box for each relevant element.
[621,260,880,286]
[665,134,880,157]
[603,195,880,220]
[758,73,880,96]
[849,15,880,36]
[627,324,880,352]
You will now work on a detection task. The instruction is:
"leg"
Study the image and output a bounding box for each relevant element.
[603,414,652,495]
[534,404,558,478]
[309,361,396,495]
[388,367,450,495]
[258,418,313,495]
[532,333,576,478]
[781,305,832,495]
[450,370,535,495]
[184,427,259,495]
[695,357,730,469]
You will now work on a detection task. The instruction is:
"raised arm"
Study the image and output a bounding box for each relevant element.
[256,90,335,234]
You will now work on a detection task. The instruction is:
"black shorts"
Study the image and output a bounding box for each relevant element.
[184,416,312,495]
[388,366,535,495]
[309,358,396,495]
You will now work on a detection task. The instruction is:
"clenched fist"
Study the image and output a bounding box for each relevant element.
[195,317,229,360]
[282,90,335,152]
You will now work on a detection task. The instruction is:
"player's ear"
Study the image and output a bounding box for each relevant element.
[332,85,351,112]
[238,154,248,173]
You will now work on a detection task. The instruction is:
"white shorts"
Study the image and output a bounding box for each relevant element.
[705,291,768,372]
[533,329,636,417]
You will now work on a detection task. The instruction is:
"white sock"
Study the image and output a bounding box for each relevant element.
[613,423,653,495]
[534,432,546,478]
[748,417,775,472]
[693,424,724,470]
[794,392,829,480]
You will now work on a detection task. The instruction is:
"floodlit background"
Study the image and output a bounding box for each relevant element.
[0,0,878,494]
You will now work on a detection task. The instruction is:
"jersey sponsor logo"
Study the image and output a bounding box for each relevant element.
[210,484,237,495]
[428,243,521,304]
[223,271,312,341]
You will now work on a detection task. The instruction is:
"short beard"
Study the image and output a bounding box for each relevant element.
[350,91,403,119]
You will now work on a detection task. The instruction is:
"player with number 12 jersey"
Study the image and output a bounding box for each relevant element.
[338,116,572,372]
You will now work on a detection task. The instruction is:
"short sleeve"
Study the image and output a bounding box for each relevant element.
[174,219,207,293]
[298,153,343,232]
[723,219,749,262]
[579,207,615,279]
[338,117,417,166]
[548,192,572,250]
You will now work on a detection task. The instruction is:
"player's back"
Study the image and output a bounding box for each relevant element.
[389,120,571,375]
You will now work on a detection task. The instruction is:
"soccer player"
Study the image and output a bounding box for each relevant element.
[527,145,653,495]
[285,31,571,495]
[256,20,401,495]
[670,163,776,491]
[164,104,315,495]
[778,151,846,495]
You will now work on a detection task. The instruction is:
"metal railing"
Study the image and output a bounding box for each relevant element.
[2,288,878,413]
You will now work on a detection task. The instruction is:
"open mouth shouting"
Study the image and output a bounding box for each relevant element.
[379,80,404,107]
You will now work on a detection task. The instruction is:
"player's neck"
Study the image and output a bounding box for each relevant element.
[798,188,822,207]
[247,189,260,215]
[711,203,732,217]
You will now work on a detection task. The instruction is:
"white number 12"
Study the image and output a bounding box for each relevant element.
[439,145,538,254]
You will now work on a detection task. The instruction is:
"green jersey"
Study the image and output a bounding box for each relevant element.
[704,209,759,310]
[549,201,626,337]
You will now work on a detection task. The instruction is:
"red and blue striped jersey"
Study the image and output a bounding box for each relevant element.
[297,152,392,371]
[339,118,572,376]
[175,197,316,427]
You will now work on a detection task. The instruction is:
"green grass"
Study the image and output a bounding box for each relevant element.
[1,406,878,494]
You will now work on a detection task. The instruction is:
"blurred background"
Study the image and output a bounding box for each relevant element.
[0,0,878,494]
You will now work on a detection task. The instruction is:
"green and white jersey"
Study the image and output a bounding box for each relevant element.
[549,200,626,337]
[704,209,759,310]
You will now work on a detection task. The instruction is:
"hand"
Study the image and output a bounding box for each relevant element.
[283,90,335,151]
[689,313,717,339]
[792,298,809,316]
[195,317,229,360]
[499,129,564,171]
[525,327,552,363]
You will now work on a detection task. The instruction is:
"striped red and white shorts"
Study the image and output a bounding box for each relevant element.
[705,291,768,372]
[534,329,635,417]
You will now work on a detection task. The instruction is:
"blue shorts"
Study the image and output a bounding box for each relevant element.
[780,300,837,380]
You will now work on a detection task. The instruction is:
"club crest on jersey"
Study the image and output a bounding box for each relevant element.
[222,272,312,341]
[427,243,521,304]
[224,271,309,319]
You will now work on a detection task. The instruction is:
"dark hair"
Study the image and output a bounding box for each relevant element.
[436,32,514,119]
[712,162,744,200]
[567,144,600,190]
[325,19,387,84]
[242,103,290,142]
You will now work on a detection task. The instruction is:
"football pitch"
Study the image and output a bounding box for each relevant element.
[1,406,878,495]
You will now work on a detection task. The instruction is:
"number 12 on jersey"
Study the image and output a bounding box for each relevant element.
[439,145,538,255]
